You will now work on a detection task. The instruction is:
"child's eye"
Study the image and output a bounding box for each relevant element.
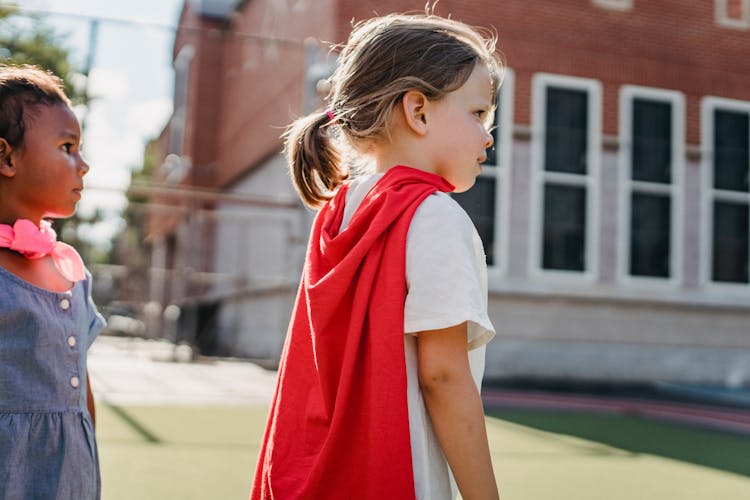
[61,143,74,153]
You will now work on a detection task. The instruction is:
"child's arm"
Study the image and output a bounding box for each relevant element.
[86,371,96,427]
[417,322,499,500]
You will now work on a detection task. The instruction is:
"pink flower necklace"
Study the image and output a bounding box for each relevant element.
[0,219,85,282]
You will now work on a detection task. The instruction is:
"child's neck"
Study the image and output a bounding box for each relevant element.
[0,250,73,293]
[372,155,432,175]
[369,134,434,176]
[0,201,45,227]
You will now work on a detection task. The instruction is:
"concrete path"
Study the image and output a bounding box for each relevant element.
[88,336,276,406]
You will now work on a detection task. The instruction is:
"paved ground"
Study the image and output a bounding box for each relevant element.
[88,336,277,406]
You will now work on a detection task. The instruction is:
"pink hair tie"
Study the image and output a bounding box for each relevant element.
[325,109,336,123]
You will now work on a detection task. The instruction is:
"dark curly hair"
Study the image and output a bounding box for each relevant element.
[0,64,70,151]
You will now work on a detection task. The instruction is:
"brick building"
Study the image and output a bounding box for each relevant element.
[147,0,750,384]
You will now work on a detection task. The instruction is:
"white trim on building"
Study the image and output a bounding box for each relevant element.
[170,44,195,157]
[591,0,633,11]
[715,0,750,30]
[529,73,602,283]
[700,96,750,293]
[486,68,515,279]
[617,85,685,289]
[452,69,514,279]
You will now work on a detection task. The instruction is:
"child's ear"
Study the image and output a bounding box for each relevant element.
[0,138,16,177]
[400,90,429,136]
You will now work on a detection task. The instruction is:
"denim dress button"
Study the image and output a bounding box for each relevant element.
[70,376,80,388]
[68,336,77,347]
[60,298,71,310]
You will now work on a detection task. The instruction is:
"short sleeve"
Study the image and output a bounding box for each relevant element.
[82,269,106,347]
[404,193,495,350]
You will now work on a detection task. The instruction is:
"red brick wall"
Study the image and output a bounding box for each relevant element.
[171,0,750,191]
[336,0,750,145]
[213,0,337,188]
[172,7,224,187]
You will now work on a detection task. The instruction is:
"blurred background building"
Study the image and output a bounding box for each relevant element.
[113,0,750,386]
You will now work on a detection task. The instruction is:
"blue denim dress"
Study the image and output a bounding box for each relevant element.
[0,265,105,500]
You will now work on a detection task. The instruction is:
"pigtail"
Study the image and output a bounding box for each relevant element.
[284,110,347,209]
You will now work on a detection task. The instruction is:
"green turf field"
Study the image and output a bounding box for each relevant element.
[96,404,750,499]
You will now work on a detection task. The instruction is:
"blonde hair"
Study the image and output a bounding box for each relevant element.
[285,13,503,208]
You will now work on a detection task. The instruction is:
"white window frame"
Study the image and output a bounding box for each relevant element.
[617,86,685,288]
[170,44,195,157]
[483,68,515,279]
[453,69,513,278]
[700,96,750,292]
[715,0,750,29]
[529,73,602,281]
[592,0,633,11]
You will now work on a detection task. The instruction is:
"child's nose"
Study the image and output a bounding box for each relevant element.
[78,157,90,176]
[484,129,494,149]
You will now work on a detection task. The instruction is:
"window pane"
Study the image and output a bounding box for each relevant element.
[630,193,671,277]
[632,99,672,183]
[712,201,749,283]
[714,110,749,192]
[452,176,496,265]
[726,0,746,21]
[542,183,586,271]
[545,88,588,174]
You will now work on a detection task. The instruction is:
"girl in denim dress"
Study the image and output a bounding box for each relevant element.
[0,65,105,500]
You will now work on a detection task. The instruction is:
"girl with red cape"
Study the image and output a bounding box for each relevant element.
[251,13,502,500]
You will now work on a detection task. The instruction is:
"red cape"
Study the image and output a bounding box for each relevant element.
[251,166,454,499]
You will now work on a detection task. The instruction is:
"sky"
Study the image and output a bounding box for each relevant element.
[10,0,184,246]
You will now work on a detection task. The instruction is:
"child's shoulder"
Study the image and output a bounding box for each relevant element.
[409,191,475,241]
[414,192,471,224]
[0,261,92,300]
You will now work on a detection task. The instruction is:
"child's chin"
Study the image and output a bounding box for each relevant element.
[47,208,77,219]
[452,181,476,193]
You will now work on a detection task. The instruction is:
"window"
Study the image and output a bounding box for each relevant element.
[591,0,633,11]
[543,184,587,270]
[452,70,514,273]
[618,86,684,284]
[701,97,750,287]
[530,74,601,278]
[170,44,195,156]
[716,0,750,29]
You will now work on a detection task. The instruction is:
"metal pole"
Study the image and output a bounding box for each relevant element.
[80,18,98,132]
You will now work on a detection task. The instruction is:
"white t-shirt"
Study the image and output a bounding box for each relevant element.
[341,173,495,500]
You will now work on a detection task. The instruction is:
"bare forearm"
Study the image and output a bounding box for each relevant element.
[422,375,498,500]
[86,372,96,427]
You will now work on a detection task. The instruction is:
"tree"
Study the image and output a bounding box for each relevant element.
[1,5,108,264]
[111,137,163,305]
[0,5,81,102]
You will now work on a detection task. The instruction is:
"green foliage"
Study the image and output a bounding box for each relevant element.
[114,137,163,301]
[0,5,82,102]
